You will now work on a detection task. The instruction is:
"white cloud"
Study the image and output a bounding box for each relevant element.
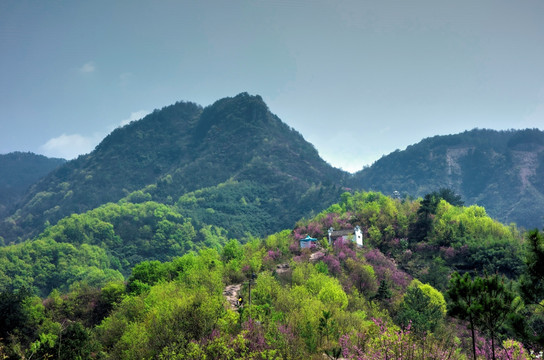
[40,133,102,159]
[79,61,96,73]
[40,111,150,160]
[119,110,148,127]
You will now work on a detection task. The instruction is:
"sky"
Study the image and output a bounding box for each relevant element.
[1,0,543,173]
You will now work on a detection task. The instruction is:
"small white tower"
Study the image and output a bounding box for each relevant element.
[354,225,363,247]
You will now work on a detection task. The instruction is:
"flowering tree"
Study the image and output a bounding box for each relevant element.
[339,318,464,360]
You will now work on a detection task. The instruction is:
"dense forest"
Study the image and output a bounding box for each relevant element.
[1,94,544,359]
[4,95,543,245]
[350,128,544,230]
[1,190,542,359]
[0,152,65,218]
[0,94,345,243]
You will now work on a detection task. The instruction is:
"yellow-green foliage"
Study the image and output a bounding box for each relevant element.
[408,279,447,316]
[97,254,226,359]
[0,237,123,296]
[4,187,534,360]
[433,200,519,245]
[264,229,292,254]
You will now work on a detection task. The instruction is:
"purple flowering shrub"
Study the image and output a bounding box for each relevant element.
[448,319,531,360]
[292,227,305,240]
[322,255,342,276]
[344,258,378,295]
[364,248,411,290]
[333,238,357,261]
[294,210,356,243]
[322,212,354,230]
[472,331,530,360]
[181,326,271,359]
[339,318,465,360]
[440,246,456,259]
[271,323,307,359]
[242,318,269,353]
[293,221,324,240]
[262,248,283,269]
[263,249,282,263]
[289,240,300,254]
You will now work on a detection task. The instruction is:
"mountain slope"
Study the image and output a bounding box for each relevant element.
[0,152,65,218]
[349,128,544,229]
[0,93,347,243]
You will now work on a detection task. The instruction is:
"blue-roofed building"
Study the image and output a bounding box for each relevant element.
[299,235,317,249]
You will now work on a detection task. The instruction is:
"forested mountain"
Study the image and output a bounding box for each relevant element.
[2,190,542,359]
[0,152,65,218]
[1,92,544,358]
[0,93,346,243]
[350,128,544,230]
[2,95,543,244]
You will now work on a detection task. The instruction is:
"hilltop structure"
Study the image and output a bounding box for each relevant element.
[328,225,363,247]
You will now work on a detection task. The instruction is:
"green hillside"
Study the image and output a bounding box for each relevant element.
[2,96,542,244]
[2,93,544,358]
[0,93,346,243]
[0,152,65,218]
[350,128,544,230]
[0,200,230,296]
[1,190,542,359]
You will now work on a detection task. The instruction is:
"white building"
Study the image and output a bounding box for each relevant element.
[327,225,363,247]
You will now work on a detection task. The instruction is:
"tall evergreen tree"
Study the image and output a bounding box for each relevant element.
[519,229,544,307]
[477,274,520,360]
[447,272,479,360]
[397,286,443,335]
[448,272,521,360]
[517,229,544,350]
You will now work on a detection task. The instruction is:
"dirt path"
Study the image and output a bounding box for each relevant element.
[223,283,242,310]
[275,263,290,274]
[310,250,325,262]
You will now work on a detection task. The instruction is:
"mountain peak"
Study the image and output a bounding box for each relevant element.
[0,94,346,242]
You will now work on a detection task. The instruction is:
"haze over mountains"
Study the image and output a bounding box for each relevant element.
[1,93,543,245]
[0,93,345,243]
[350,128,544,229]
[0,152,65,218]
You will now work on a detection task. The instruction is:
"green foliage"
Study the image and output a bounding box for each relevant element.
[97,282,226,359]
[315,261,329,275]
[0,152,65,219]
[222,239,244,263]
[0,201,232,295]
[127,260,172,294]
[0,237,123,296]
[477,273,522,359]
[375,280,392,301]
[350,128,544,230]
[519,229,544,306]
[516,229,544,350]
[397,282,445,335]
[1,93,346,244]
[1,174,541,359]
[95,249,226,359]
[409,279,447,316]
[0,287,34,340]
[447,272,522,359]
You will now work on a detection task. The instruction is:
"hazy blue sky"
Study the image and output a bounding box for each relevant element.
[1,0,543,172]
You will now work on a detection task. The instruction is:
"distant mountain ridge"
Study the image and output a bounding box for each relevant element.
[0,152,65,218]
[0,93,346,242]
[349,128,544,229]
[1,94,543,243]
